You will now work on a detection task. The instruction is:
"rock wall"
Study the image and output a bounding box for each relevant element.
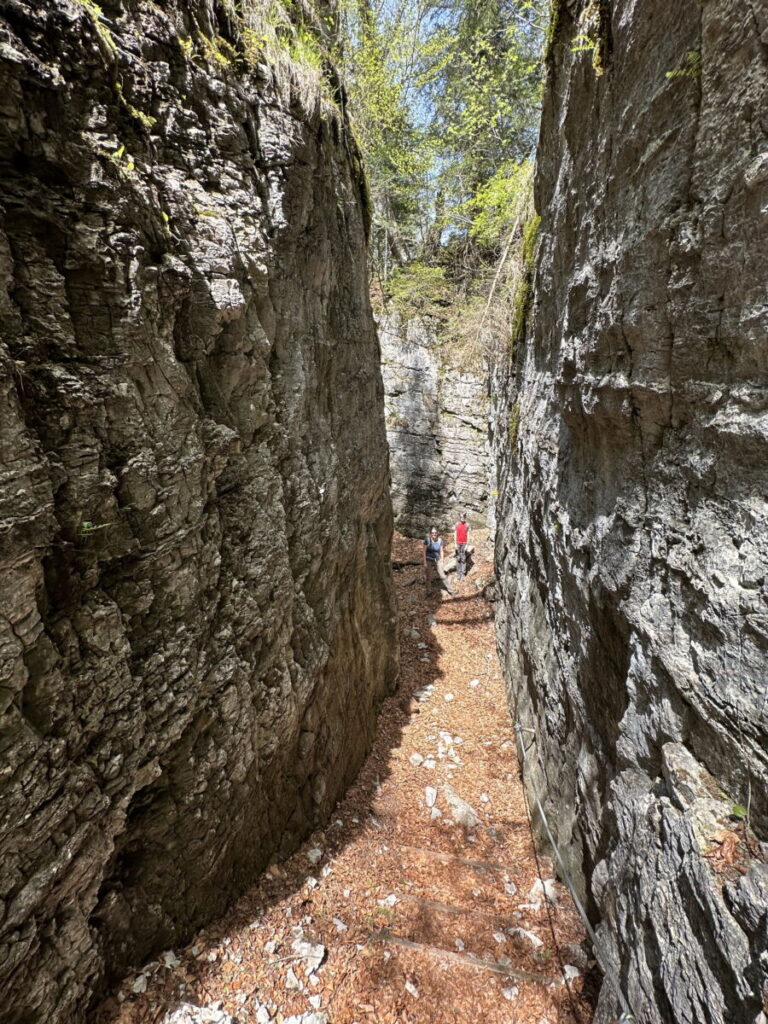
[0,2,397,1020]
[492,1,768,1021]
[379,313,489,537]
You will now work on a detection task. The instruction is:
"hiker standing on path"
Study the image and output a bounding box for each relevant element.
[424,526,454,597]
[454,512,470,581]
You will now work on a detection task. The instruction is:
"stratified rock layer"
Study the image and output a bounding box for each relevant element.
[492,1,768,1021]
[0,2,396,1020]
[379,314,488,536]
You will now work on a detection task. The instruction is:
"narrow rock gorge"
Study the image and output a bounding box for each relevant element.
[3,0,768,1021]
[379,313,488,536]
[492,1,768,1021]
[0,2,396,1020]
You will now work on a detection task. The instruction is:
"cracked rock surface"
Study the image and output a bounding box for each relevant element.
[492,1,768,1022]
[379,314,489,536]
[0,2,396,1021]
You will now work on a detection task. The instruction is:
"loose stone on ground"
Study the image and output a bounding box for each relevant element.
[98,536,592,1024]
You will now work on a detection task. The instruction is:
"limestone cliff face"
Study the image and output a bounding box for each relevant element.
[492,1,768,1021]
[0,2,397,1020]
[379,314,489,537]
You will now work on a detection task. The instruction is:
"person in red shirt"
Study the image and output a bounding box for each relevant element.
[454,513,470,581]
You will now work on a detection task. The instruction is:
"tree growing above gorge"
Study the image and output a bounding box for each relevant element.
[420,0,544,241]
[335,0,547,291]
[334,0,435,274]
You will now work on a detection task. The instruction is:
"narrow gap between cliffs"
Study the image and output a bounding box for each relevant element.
[95,535,596,1024]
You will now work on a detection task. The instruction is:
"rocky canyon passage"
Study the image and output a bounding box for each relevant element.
[2,0,767,1021]
[96,536,594,1024]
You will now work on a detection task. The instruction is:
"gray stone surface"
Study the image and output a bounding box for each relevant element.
[492,1,768,1021]
[379,313,489,536]
[0,2,397,1021]
[162,1005,234,1024]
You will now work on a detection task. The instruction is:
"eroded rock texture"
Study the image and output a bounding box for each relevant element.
[492,1,768,1021]
[379,314,488,536]
[0,2,396,1020]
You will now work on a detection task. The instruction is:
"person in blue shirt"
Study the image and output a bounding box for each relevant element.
[423,525,455,597]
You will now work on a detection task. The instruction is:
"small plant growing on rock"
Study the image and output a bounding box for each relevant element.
[114,81,156,129]
[107,142,135,173]
[195,31,238,68]
[569,0,610,76]
[289,25,324,73]
[73,0,117,58]
[80,520,114,535]
[193,205,219,218]
[544,0,565,73]
[666,49,702,80]
[241,27,269,65]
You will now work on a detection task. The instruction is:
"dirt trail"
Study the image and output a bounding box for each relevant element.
[99,536,594,1024]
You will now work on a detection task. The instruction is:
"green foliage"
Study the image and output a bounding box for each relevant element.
[196,30,238,68]
[80,520,114,535]
[508,401,521,446]
[290,25,324,72]
[510,275,530,344]
[73,0,117,57]
[114,81,156,129]
[384,262,453,318]
[731,804,747,820]
[338,0,433,272]
[510,212,540,345]
[463,161,533,247]
[430,160,535,366]
[521,212,540,266]
[105,142,135,173]
[569,0,609,76]
[237,0,339,105]
[335,0,547,282]
[666,49,702,80]
[544,0,565,71]
[170,1,338,108]
[420,0,545,232]
[240,27,268,63]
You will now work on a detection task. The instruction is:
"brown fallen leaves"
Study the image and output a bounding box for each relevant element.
[705,829,741,867]
[97,534,595,1024]
[703,821,765,879]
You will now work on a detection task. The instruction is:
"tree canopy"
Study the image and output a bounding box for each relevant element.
[335,0,547,280]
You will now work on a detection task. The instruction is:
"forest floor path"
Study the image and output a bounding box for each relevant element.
[101,535,594,1024]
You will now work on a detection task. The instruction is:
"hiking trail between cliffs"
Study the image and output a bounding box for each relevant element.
[99,535,594,1024]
